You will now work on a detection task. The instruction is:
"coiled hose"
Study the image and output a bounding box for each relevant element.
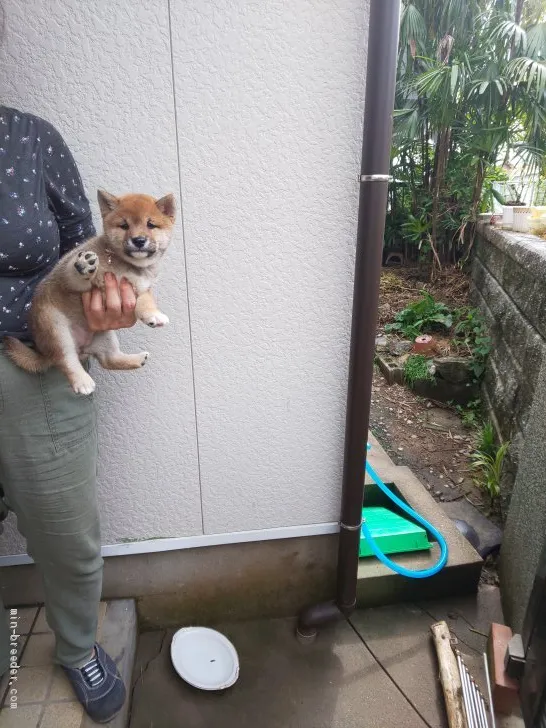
[363,443,448,578]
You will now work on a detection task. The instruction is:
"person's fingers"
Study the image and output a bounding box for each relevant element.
[82,288,105,331]
[81,276,137,331]
[120,278,137,313]
[104,272,122,315]
[82,291,92,317]
[90,286,104,315]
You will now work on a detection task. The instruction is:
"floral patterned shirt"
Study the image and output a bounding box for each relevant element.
[0,106,95,339]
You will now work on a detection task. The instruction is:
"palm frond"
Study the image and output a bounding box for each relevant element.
[487,19,527,53]
[526,22,546,59]
[441,0,480,35]
[413,63,451,96]
[400,4,426,45]
[511,142,546,173]
[393,106,422,141]
[523,99,546,135]
[467,74,507,101]
[464,123,510,153]
[507,56,546,97]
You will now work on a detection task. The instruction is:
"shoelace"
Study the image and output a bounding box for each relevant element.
[80,650,106,688]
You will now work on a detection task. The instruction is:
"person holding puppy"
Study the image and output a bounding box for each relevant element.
[0,106,130,723]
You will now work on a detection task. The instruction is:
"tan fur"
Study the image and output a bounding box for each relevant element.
[4,190,175,395]
[3,338,50,373]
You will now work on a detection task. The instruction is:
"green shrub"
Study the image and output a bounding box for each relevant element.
[453,307,491,380]
[470,422,509,501]
[476,421,496,459]
[385,292,453,340]
[456,398,483,429]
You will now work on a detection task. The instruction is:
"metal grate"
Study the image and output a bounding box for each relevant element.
[456,651,495,728]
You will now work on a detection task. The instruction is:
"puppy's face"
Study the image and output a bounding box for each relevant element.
[97,190,176,267]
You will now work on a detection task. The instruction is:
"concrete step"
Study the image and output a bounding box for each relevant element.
[0,599,137,728]
[357,434,483,607]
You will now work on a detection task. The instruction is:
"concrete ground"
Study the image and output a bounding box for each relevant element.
[0,588,524,727]
[129,585,524,728]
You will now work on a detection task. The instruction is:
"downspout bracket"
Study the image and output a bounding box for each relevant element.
[340,520,363,531]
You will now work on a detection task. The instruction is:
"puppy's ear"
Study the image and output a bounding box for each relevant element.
[97,189,119,217]
[156,193,176,222]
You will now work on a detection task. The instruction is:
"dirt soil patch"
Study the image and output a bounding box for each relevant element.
[371,266,499,585]
[377,264,470,327]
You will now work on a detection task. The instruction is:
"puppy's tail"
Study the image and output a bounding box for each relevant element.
[3,337,51,373]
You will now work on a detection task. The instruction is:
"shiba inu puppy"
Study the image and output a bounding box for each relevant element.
[5,190,175,395]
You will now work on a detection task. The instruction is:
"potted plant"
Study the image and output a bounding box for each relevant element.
[492,186,526,231]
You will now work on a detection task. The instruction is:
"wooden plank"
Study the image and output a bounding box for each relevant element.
[431,621,467,728]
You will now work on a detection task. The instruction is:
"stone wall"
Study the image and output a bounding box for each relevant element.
[472,223,546,629]
[471,223,546,500]
[499,356,546,631]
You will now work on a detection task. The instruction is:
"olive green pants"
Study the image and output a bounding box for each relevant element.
[0,346,102,674]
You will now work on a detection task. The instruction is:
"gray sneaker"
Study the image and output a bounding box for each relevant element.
[62,643,126,724]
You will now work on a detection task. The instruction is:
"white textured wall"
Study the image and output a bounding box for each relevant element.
[170,0,368,532]
[0,0,201,554]
[0,0,368,555]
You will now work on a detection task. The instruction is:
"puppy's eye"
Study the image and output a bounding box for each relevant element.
[147,220,158,229]
[119,221,129,230]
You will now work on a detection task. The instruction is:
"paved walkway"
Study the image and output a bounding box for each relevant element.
[0,589,524,727]
[0,600,136,728]
[129,586,523,728]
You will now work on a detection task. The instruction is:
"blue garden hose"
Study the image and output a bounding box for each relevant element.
[362,443,448,578]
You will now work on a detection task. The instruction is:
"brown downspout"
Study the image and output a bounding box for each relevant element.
[297,0,401,639]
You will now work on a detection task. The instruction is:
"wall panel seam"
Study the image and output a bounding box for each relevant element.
[167,0,205,534]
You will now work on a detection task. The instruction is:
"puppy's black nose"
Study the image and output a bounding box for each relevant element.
[132,236,147,249]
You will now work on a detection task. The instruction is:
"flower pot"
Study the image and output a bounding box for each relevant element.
[512,206,532,233]
[413,335,434,355]
[502,206,514,230]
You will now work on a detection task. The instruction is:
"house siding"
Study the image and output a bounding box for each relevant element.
[0,0,369,555]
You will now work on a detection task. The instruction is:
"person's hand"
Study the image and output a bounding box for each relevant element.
[82,273,137,332]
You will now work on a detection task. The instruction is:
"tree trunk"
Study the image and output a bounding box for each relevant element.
[471,158,486,215]
[511,0,525,58]
[431,127,451,265]
[424,120,431,191]
[464,157,487,263]
[421,127,426,202]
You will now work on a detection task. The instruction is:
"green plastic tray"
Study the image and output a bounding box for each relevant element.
[359,506,432,558]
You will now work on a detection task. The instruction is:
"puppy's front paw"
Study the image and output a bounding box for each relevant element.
[141,311,169,328]
[71,371,96,396]
[75,251,99,280]
[139,351,150,366]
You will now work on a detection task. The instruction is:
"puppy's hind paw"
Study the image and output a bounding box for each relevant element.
[75,251,99,279]
[141,311,169,328]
